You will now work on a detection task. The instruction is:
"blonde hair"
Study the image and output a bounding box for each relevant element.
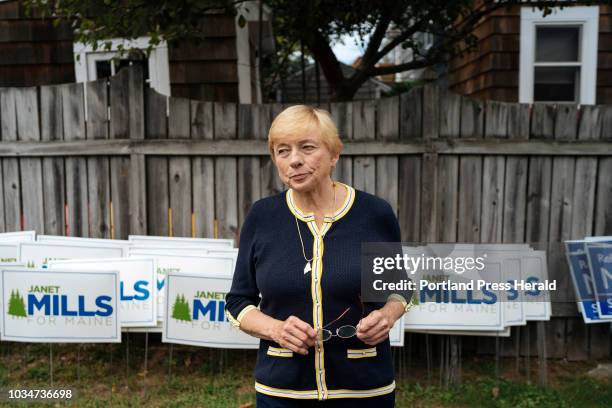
[268,105,343,159]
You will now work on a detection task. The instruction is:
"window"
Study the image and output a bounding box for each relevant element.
[519,6,599,105]
[73,37,170,96]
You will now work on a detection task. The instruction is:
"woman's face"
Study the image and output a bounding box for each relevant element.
[273,131,339,193]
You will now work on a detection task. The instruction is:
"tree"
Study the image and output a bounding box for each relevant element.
[25,0,609,101]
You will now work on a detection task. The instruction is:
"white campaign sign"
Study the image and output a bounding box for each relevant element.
[37,235,130,246]
[128,250,235,323]
[404,258,505,331]
[128,245,238,258]
[407,327,512,337]
[0,231,36,242]
[47,258,158,328]
[0,243,19,263]
[0,268,121,343]
[19,242,127,268]
[522,251,551,321]
[389,314,405,346]
[128,235,234,248]
[163,272,259,348]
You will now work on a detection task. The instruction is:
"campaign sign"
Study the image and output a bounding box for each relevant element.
[521,251,551,321]
[586,243,612,319]
[443,248,527,327]
[0,243,19,263]
[565,241,604,323]
[48,258,158,328]
[498,256,526,326]
[407,327,511,337]
[128,235,234,249]
[19,242,126,268]
[404,258,505,331]
[0,268,121,343]
[389,314,404,346]
[585,236,612,242]
[128,245,238,258]
[37,235,130,247]
[0,231,36,242]
[163,272,258,349]
[128,251,235,322]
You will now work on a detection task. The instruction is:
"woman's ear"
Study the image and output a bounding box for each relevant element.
[331,151,340,169]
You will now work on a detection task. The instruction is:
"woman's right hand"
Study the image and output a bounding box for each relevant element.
[271,315,317,356]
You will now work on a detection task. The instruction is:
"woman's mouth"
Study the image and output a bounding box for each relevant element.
[291,173,309,182]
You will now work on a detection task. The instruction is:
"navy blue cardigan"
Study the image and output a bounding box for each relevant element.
[225,183,407,400]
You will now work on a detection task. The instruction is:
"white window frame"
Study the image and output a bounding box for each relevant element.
[519,6,599,105]
[73,37,171,96]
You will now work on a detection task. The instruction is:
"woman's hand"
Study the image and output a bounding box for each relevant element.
[270,315,317,356]
[356,300,404,346]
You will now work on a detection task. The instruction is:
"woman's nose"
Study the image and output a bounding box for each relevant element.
[288,149,303,167]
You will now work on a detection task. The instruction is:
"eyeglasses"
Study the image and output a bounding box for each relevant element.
[316,296,364,342]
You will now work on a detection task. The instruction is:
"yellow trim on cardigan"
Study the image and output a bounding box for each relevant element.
[266,346,294,357]
[347,347,377,359]
[286,182,355,226]
[285,183,356,400]
[225,304,257,328]
[254,381,396,399]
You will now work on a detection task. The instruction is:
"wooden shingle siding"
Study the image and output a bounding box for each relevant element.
[0,1,241,101]
[0,1,75,87]
[170,83,239,102]
[0,42,74,64]
[0,65,74,87]
[169,38,237,61]
[170,61,238,84]
[168,14,239,102]
[448,4,612,104]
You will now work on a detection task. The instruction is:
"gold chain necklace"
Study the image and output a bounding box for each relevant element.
[295,182,336,274]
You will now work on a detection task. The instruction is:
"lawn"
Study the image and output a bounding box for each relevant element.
[0,336,610,407]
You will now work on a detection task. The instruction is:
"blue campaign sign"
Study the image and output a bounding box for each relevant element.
[585,243,612,320]
[565,241,604,323]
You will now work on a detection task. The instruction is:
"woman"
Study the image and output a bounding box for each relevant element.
[225,105,412,407]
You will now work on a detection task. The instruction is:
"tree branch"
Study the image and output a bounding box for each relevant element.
[306,30,345,87]
[360,10,393,69]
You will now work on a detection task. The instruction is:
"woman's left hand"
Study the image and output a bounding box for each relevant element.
[355,309,396,346]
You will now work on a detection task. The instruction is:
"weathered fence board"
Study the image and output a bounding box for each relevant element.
[86,79,111,238]
[353,100,376,194]
[168,97,192,237]
[1,88,22,232]
[214,103,238,240]
[62,83,88,237]
[191,100,215,238]
[40,85,66,235]
[145,88,169,236]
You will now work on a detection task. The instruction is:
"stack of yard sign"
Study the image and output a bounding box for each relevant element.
[403,243,552,337]
[565,236,612,324]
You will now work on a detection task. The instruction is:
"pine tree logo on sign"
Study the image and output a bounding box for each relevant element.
[172,294,192,321]
[7,290,27,317]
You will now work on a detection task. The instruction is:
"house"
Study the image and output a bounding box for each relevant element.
[0,0,274,103]
[447,3,612,105]
[277,61,392,103]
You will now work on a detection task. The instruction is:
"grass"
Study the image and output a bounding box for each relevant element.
[0,337,610,407]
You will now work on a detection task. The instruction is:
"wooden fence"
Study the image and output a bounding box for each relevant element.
[1,66,611,367]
